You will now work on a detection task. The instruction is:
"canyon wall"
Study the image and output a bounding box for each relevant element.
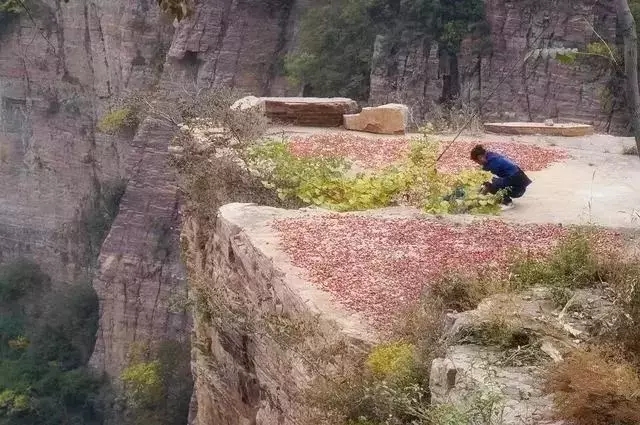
[0,0,634,423]
[89,0,310,385]
[0,1,312,422]
[0,0,172,282]
[181,203,373,425]
[369,0,626,133]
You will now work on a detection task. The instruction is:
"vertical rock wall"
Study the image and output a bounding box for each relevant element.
[369,0,626,132]
[181,204,373,425]
[0,0,173,282]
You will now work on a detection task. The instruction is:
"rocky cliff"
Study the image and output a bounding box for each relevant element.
[0,0,172,282]
[181,203,374,425]
[0,1,312,422]
[89,0,314,386]
[0,0,636,424]
[370,0,626,132]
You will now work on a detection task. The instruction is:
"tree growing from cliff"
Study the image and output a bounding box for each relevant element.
[285,0,488,102]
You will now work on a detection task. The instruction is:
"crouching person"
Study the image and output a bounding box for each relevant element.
[470,144,532,210]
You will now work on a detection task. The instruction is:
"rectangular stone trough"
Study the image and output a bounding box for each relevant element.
[484,122,594,137]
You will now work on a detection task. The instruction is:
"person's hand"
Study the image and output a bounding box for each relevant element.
[479,182,490,195]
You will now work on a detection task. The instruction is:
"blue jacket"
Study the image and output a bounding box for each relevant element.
[483,152,520,178]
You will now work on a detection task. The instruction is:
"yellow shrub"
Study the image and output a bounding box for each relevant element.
[120,360,163,408]
[366,342,415,381]
[0,390,30,413]
[8,336,29,350]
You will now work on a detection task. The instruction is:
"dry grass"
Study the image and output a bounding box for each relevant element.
[546,346,640,425]
[622,145,638,156]
[427,271,507,313]
[423,100,483,135]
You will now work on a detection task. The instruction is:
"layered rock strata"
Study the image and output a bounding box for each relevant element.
[182,203,374,425]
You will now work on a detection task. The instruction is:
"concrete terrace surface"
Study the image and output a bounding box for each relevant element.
[268,126,640,229]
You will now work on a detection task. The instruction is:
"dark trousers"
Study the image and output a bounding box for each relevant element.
[483,170,531,204]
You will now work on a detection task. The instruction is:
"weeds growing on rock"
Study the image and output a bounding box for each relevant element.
[427,271,506,312]
[98,106,140,137]
[622,145,638,156]
[508,229,601,290]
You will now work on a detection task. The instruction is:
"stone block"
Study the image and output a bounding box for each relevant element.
[343,103,409,135]
[231,96,359,127]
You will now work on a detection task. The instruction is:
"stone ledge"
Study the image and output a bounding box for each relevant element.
[217,203,375,342]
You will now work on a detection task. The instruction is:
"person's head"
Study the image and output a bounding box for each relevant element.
[470,144,487,165]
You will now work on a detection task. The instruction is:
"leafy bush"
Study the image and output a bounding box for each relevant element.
[546,347,640,425]
[0,0,21,13]
[247,135,501,214]
[119,341,191,425]
[97,107,140,136]
[0,261,103,425]
[284,0,377,99]
[0,259,50,303]
[121,361,163,409]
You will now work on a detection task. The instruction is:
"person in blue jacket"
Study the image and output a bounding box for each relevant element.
[470,144,532,209]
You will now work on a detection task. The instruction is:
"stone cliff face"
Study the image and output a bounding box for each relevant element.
[0,0,172,282]
[0,2,311,422]
[89,0,313,386]
[181,204,373,425]
[369,0,626,133]
[0,0,635,423]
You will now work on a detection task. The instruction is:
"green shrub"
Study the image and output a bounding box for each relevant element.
[97,107,140,136]
[0,0,21,13]
[285,0,377,99]
[0,261,103,425]
[118,340,191,425]
[0,259,50,303]
[246,135,500,214]
[509,229,600,290]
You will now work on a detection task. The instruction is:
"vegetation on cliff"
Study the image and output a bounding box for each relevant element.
[119,342,191,425]
[285,0,488,100]
[306,230,640,425]
[0,260,103,425]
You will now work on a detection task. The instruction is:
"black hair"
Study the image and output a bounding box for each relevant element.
[470,144,486,160]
